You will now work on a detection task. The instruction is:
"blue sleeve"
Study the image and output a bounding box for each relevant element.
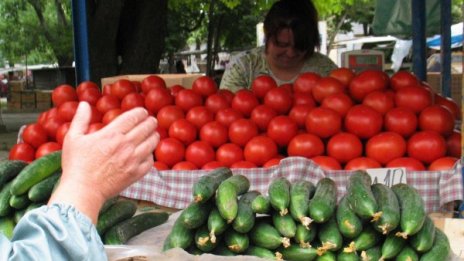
[0,204,107,261]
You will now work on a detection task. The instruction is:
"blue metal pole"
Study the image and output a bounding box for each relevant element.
[71,0,90,84]
[411,0,427,81]
[440,0,452,98]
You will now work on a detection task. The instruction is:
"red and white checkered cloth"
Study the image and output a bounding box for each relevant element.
[121,157,463,213]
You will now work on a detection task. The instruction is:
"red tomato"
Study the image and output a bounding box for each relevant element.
[89,105,103,124]
[305,107,342,138]
[230,161,257,169]
[42,116,65,140]
[327,132,363,164]
[76,81,100,97]
[250,105,278,131]
[310,156,342,170]
[169,84,184,96]
[263,87,293,115]
[407,131,447,164]
[251,75,278,99]
[111,79,136,100]
[344,105,383,139]
[37,111,48,127]
[102,108,123,125]
[293,72,321,94]
[217,89,234,104]
[22,123,48,149]
[418,105,454,136]
[446,131,461,158]
[102,84,112,95]
[390,70,420,90]
[157,105,185,130]
[365,132,407,165]
[244,136,278,166]
[428,157,459,171]
[192,76,218,97]
[205,93,230,113]
[345,157,382,170]
[231,89,259,117]
[312,77,345,104]
[229,119,259,147]
[141,75,166,94]
[384,107,418,138]
[267,116,298,147]
[154,137,185,167]
[145,87,174,115]
[175,89,203,112]
[55,122,71,145]
[394,86,433,113]
[153,161,169,171]
[172,161,197,170]
[386,157,426,171]
[132,81,142,93]
[329,67,355,87]
[185,141,216,168]
[86,122,104,134]
[287,133,324,158]
[78,87,101,106]
[216,143,244,167]
[293,92,316,107]
[156,126,168,140]
[120,92,145,111]
[52,84,78,107]
[279,83,293,93]
[348,70,388,102]
[202,161,227,170]
[263,157,283,168]
[362,91,395,115]
[215,108,243,127]
[434,94,460,120]
[186,106,214,129]
[168,119,197,145]
[320,93,354,117]
[35,142,61,159]
[57,101,79,122]
[199,121,228,148]
[289,104,313,129]
[9,143,35,162]
[96,95,120,114]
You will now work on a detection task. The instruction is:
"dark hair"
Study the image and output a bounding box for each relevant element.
[264,0,320,57]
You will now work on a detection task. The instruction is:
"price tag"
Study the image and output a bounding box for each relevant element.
[365,168,407,187]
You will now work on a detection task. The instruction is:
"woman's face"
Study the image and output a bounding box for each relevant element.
[266,28,307,69]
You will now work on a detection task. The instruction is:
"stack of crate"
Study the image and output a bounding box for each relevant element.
[35,90,52,110]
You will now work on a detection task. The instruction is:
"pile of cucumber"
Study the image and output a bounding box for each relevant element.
[0,152,168,245]
[163,168,451,261]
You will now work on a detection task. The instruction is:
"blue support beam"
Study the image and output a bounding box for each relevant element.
[71,0,90,84]
[440,0,452,98]
[411,0,427,81]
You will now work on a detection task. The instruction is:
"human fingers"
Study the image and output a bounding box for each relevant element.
[105,107,149,135]
[124,116,158,146]
[66,102,92,138]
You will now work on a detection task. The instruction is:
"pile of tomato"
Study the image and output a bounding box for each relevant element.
[9,69,461,172]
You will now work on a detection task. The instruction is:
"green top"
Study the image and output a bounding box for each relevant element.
[220,46,338,92]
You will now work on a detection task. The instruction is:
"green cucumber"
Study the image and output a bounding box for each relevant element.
[295,224,317,248]
[213,244,236,256]
[410,216,436,253]
[9,194,30,209]
[419,228,450,261]
[316,250,336,261]
[308,178,337,223]
[345,225,381,253]
[371,183,400,234]
[192,167,232,203]
[395,245,419,261]
[224,229,249,253]
[216,174,250,223]
[194,225,218,252]
[104,212,168,245]
[96,200,137,236]
[26,202,44,212]
[346,171,380,221]
[245,245,277,260]
[317,217,343,254]
[336,195,363,239]
[380,232,406,260]
[290,180,315,228]
[0,160,28,187]
[250,221,291,250]
[187,245,204,255]
[207,207,228,243]
[338,251,360,261]
[272,212,297,238]
[10,151,62,196]
[14,208,27,224]
[232,190,259,233]
[268,177,291,216]
[277,244,318,261]
[252,194,271,214]
[391,183,426,238]
[27,170,61,202]
[0,216,15,239]
[99,197,119,215]
[164,218,194,250]
[178,201,211,229]
[360,246,381,261]
[0,181,13,217]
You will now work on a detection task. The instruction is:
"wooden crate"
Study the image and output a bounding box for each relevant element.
[426,73,462,107]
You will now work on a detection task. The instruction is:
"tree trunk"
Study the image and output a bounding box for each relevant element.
[206,0,216,76]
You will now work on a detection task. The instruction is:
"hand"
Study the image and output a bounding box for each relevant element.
[48,102,159,223]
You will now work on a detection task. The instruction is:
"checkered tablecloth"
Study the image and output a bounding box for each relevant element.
[121,157,463,213]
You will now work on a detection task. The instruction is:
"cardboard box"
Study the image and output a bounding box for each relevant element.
[101,74,203,89]
[426,73,462,107]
